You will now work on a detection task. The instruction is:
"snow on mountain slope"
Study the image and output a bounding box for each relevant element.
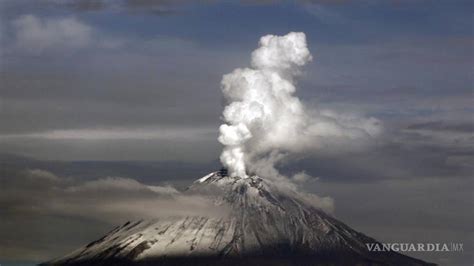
[43,172,435,266]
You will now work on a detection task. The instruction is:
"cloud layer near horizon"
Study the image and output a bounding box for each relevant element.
[0,167,228,261]
[1,168,228,223]
[0,165,337,261]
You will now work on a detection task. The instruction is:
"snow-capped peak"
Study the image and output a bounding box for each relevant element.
[43,171,434,266]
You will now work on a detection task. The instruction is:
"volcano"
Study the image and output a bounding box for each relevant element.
[43,171,434,266]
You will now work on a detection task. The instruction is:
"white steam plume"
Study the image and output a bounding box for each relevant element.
[218,32,381,178]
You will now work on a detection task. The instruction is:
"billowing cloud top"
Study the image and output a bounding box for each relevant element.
[219,32,381,178]
[251,32,312,72]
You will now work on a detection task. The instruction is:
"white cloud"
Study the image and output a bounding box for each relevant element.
[24,168,62,182]
[65,176,180,197]
[302,3,346,24]
[219,32,382,178]
[1,168,228,224]
[292,171,315,183]
[1,127,215,140]
[12,15,93,53]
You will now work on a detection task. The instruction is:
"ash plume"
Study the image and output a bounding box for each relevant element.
[218,32,381,178]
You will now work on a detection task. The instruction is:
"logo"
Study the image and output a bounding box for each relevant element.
[366,243,463,252]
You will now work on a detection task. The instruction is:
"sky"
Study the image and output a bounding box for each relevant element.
[0,0,473,265]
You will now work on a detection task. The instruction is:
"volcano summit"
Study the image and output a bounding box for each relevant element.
[43,171,434,266]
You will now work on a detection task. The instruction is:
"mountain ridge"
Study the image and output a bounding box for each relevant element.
[43,171,435,266]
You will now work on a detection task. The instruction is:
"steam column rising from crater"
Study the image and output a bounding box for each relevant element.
[218,32,312,178]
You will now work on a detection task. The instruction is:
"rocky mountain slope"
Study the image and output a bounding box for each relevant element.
[43,171,435,266]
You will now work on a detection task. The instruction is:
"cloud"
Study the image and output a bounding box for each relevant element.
[12,15,93,53]
[2,127,216,140]
[300,2,346,24]
[218,32,382,178]
[0,164,335,261]
[0,166,234,260]
[282,128,473,184]
[63,0,106,11]
[305,176,474,266]
[406,120,474,133]
[65,176,179,194]
[9,14,127,55]
[1,168,228,223]
[291,171,317,183]
[123,0,187,14]
[24,168,62,182]
[43,0,194,15]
